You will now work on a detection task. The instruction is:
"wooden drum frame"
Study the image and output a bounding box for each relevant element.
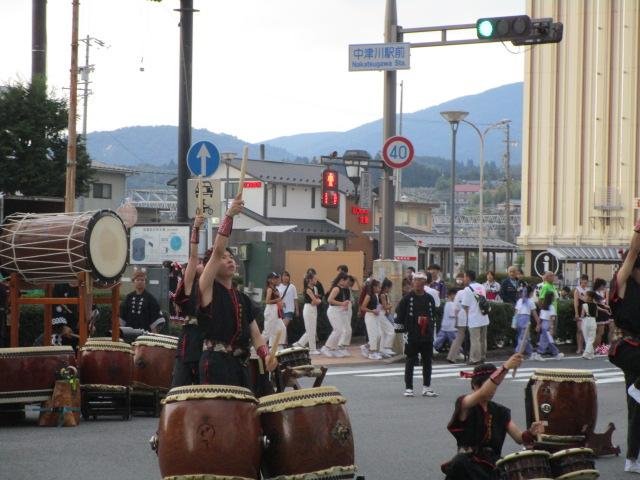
[496,450,552,480]
[131,333,178,390]
[525,369,597,441]
[79,340,133,387]
[0,210,128,285]
[157,385,261,480]
[258,386,356,480]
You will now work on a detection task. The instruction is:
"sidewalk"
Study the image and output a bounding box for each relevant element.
[308,342,574,368]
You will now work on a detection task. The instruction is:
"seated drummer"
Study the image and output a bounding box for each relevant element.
[441,353,545,480]
[120,270,165,333]
[197,194,277,387]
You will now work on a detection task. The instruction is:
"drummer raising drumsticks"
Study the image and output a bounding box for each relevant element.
[197,187,277,387]
[441,353,545,480]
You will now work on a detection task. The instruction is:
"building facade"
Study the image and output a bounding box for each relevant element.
[520,0,640,279]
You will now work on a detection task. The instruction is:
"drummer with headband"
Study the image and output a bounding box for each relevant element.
[441,353,545,480]
[170,214,207,387]
[197,195,277,387]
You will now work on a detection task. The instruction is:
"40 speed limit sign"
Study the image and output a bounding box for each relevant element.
[382,135,414,168]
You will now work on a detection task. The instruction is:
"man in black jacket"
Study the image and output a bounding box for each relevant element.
[396,271,438,398]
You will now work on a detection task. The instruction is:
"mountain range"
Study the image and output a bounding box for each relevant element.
[86,82,522,168]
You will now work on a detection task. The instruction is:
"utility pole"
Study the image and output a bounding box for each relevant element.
[175,0,196,223]
[381,0,397,260]
[32,0,47,83]
[504,122,512,260]
[78,36,105,140]
[64,0,80,213]
[395,80,403,202]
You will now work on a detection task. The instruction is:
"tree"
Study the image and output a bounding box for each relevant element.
[0,79,93,197]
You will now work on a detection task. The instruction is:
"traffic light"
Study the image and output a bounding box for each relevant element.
[321,168,339,208]
[476,15,532,41]
[512,18,563,46]
[476,15,563,45]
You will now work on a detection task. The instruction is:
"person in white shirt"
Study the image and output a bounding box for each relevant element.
[514,285,540,359]
[435,289,458,353]
[276,271,299,327]
[461,270,490,364]
[423,272,441,308]
[446,275,467,364]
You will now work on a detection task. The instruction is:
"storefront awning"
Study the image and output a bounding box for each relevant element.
[547,246,624,263]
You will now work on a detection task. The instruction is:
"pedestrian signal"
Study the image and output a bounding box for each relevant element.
[321,169,339,208]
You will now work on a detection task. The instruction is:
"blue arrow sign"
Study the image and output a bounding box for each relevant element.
[186,141,220,177]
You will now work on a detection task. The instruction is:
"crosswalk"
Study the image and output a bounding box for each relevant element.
[327,356,626,385]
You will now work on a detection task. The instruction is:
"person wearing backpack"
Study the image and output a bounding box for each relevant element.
[608,220,640,474]
[461,270,490,365]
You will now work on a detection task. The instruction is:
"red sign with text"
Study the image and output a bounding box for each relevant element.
[243,181,262,189]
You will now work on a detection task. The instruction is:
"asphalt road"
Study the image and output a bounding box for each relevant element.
[0,354,631,479]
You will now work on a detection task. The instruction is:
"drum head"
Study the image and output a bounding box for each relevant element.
[497,449,551,467]
[550,448,594,459]
[556,470,599,480]
[87,211,128,283]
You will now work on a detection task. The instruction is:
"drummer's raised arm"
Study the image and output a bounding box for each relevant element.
[198,195,244,306]
[183,213,204,296]
[616,220,640,299]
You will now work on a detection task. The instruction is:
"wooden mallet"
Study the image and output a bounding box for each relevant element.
[237,146,249,198]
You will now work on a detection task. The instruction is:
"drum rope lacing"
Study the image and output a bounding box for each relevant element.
[0,346,75,358]
[163,385,257,404]
[0,212,93,283]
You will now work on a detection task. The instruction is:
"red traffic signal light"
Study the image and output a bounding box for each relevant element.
[321,168,339,208]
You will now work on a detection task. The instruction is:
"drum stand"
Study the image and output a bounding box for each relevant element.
[81,385,131,421]
[131,387,167,417]
[8,272,122,348]
[273,365,328,393]
[583,422,621,457]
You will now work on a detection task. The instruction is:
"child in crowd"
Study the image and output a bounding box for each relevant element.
[434,289,459,354]
[514,285,540,359]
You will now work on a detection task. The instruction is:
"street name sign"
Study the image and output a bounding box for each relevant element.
[348,43,410,71]
[187,141,220,177]
[382,136,414,169]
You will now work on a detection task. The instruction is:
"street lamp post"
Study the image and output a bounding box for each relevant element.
[440,111,468,280]
[460,118,511,271]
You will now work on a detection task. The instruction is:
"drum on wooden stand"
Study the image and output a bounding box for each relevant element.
[0,346,76,405]
[549,448,599,480]
[276,346,312,369]
[525,369,596,450]
[79,340,133,387]
[157,385,261,480]
[0,210,128,285]
[131,333,178,390]
[496,450,552,480]
[258,386,356,480]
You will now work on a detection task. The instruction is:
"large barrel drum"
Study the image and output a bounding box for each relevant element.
[157,385,261,479]
[0,346,76,404]
[131,333,178,390]
[0,210,128,285]
[525,369,597,440]
[79,340,133,387]
[258,386,356,480]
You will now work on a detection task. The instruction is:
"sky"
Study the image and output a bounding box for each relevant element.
[1,0,525,143]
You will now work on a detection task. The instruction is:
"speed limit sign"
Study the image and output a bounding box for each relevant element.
[382,136,414,168]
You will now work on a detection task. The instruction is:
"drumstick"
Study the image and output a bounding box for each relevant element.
[270,329,283,358]
[197,177,204,215]
[237,146,249,198]
[512,323,530,378]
